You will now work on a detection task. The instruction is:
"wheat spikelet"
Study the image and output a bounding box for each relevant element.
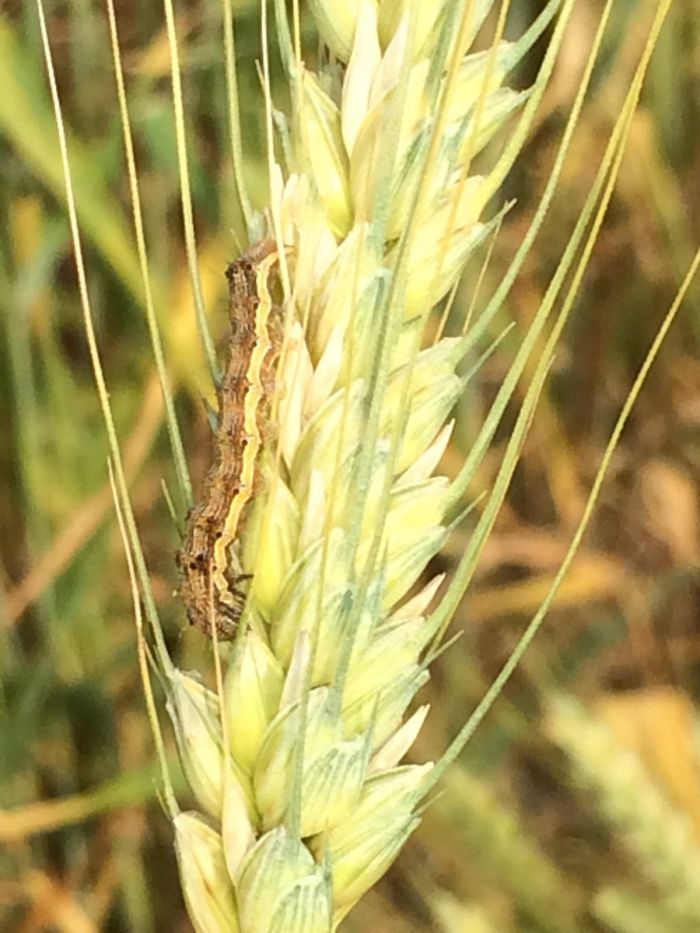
[166,1,562,928]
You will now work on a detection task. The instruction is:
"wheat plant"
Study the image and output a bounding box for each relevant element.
[160,2,574,928]
[149,0,608,925]
[125,0,688,929]
[547,694,700,929]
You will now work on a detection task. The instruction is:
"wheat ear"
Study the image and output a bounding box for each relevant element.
[166,1,564,929]
[547,694,700,923]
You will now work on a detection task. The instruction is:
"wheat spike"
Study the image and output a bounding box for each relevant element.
[546,694,700,922]
[167,1,558,928]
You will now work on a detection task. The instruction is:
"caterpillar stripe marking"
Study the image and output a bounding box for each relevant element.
[176,241,281,639]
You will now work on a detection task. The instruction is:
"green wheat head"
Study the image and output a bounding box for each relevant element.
[166,1,554,928]
[547,694,700,927]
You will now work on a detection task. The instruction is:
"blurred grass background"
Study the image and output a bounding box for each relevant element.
[1,0,699,930]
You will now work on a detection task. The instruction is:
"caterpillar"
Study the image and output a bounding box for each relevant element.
[176,241,281,639]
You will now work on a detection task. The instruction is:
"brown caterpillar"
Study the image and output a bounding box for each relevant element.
[176,241,281,639]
